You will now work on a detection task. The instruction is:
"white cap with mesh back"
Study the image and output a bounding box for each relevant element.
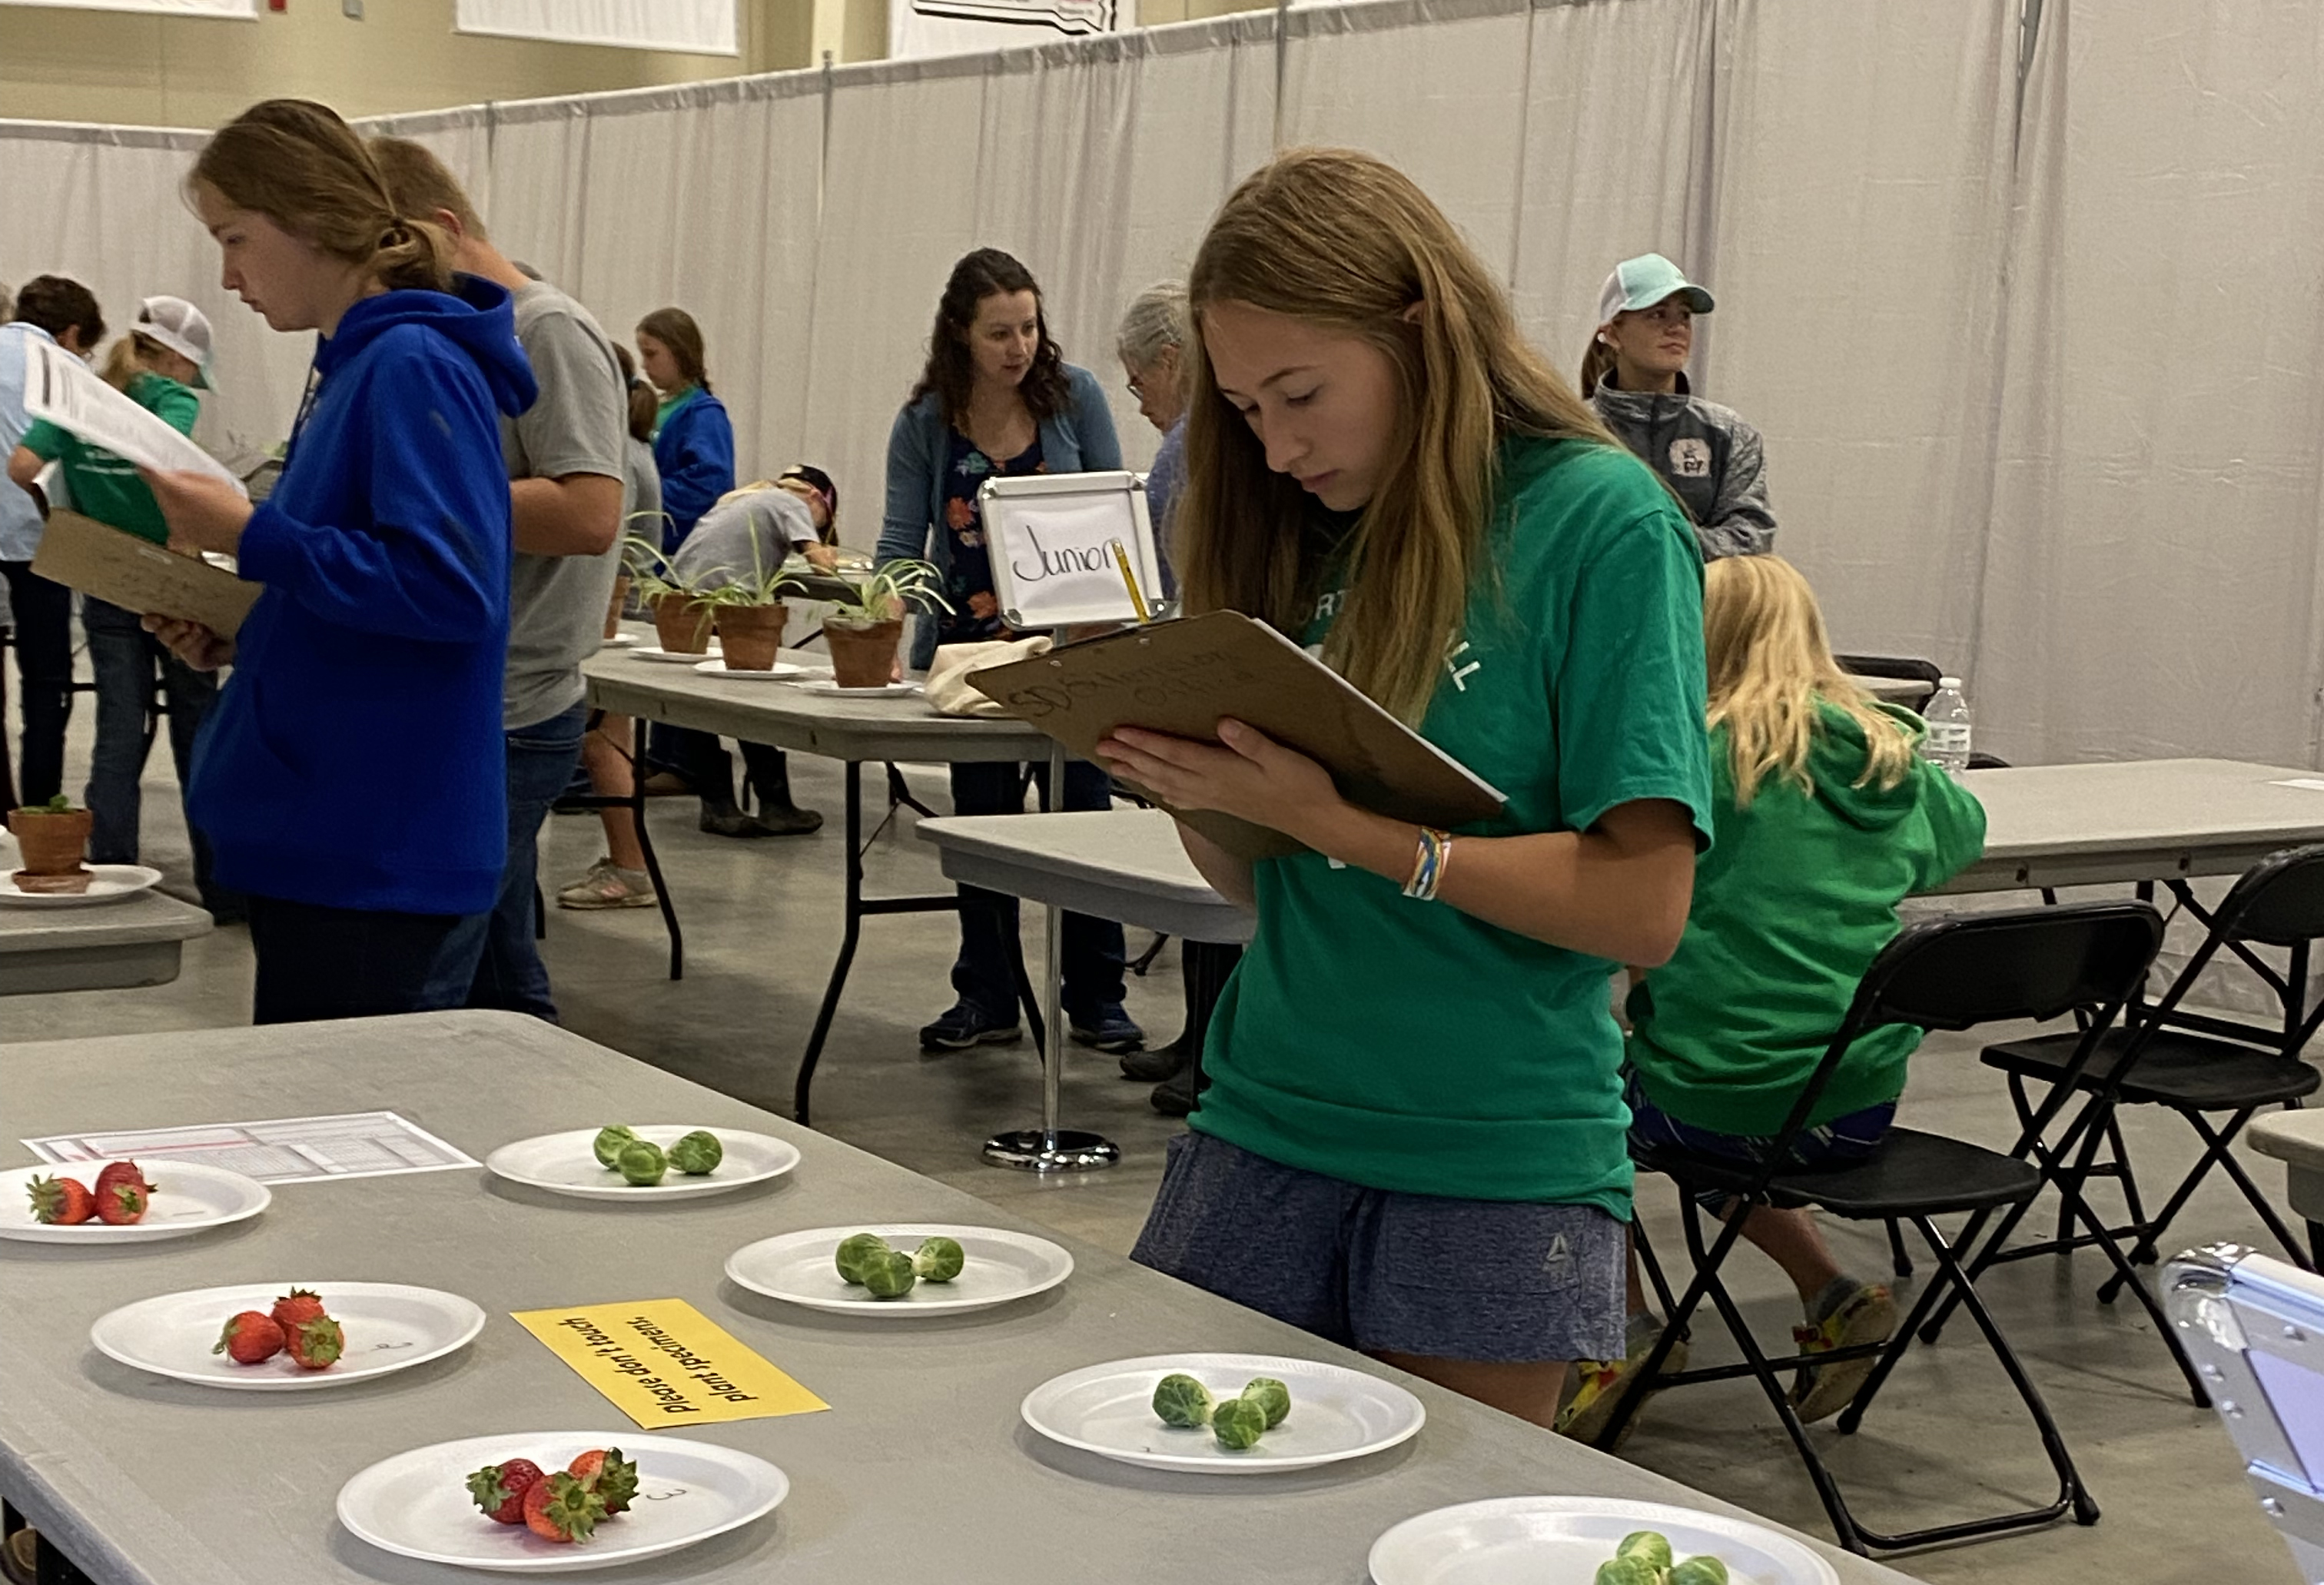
[1596,254,1716,327]
[134,295,214,390]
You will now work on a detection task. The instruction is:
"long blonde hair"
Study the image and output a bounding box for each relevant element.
[1704,556,1919,806]
[1177,148,1625,725]
[99,332,163,393]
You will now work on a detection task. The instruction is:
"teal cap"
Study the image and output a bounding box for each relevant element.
[1597,254,1715,324]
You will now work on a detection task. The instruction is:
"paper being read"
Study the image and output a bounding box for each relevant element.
[18,336,246,494]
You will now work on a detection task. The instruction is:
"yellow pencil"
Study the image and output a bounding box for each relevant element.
[1110,538,1153,623]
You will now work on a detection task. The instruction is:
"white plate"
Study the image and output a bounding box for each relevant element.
[0,864,164,906]
[483,1127,799,1201]
[725,1224,1073,1316]
[0,1160,271,1244]
[91,1280,486,1391]
[1367,1497,1841,1585]
[634,643,720,663]
[1021,1352,1424,1474]
[788,678,919,696]
[599,632,639,648]
[691,660,808,681]
[337,1430,787,1573]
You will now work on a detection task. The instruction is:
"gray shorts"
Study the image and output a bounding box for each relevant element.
[1130,1130,1625,1364]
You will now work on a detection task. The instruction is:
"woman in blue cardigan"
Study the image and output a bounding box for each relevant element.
[636,306,733,551]
[878,247,1142,1056]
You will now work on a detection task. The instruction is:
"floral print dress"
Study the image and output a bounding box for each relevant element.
[937,425,1047,643]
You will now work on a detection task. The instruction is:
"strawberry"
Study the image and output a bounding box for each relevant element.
[466,1458,546,1526]
[94,1161,155,1205]
[270,1288,327,1334]
[565,1447,638,1515]
[522,1470,606,1543]
[281,1314,344,1370]
[213,1311,285,1365]
[95,1179,148,1225]
[25,1175,95,1225]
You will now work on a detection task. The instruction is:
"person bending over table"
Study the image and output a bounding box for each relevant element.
[144,98,534,1024]
[1559,553,1987,1446]
[1581,253,1775,560]
[878,247,1142,1057]
[1096,148,1711,1430]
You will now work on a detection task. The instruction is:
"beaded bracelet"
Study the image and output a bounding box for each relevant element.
[1403,826,1453,902]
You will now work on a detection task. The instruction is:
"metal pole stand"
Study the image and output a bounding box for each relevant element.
[984,744,1121,1174]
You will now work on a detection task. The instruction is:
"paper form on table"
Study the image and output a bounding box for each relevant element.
[22,1110,476,1184]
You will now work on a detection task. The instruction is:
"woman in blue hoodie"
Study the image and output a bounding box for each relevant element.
[635,307,733,551]
[143,98,536,1025]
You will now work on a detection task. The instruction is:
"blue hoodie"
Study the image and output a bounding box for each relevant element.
[651,386,735,550]
[188,277,537,916]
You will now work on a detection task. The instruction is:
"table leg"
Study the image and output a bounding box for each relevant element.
[629,714,682,982]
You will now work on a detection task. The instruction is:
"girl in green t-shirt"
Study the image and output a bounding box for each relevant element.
[1097,148,1714,1430]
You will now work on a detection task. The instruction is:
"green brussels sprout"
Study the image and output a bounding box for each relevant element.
[616,1140,667,1186]
[593,1125,639,1168]
[1667,1560,1730,1585]
[1150,1373,1215,1429]
[1617,1532,1674,1570]
[669,1130,723,1175]
[859,1248,918,1299]
[1240,1377,1291,1429]
[1210,1395,1270,1450]
[834,1233,891,1284]
[911,1236,965,1283]
[1593,1558,1662,1585]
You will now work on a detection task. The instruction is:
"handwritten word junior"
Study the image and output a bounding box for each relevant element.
[1009,525,1117,584]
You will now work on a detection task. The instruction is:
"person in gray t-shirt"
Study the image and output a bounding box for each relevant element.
[376,138,626,1022]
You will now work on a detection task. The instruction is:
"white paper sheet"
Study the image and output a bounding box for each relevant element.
[22,1111,476,1185]
[2272,780,2324,794]
[18,336,245,493]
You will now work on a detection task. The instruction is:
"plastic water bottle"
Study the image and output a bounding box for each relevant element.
[1922,677,1972,776]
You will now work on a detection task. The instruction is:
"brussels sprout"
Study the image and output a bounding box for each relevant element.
[1593,1558,1662,1585]
[1150,1373,1216,1429]
[1617,1532,1674,1570]
[834,1233,892,1284]
[616,1140,667,1186]
[669,1130,723,1175]
[593,1125,639,1168]
[1210,1395,1269,1450]
[911,1236,965,1283]
[1667,1559,1730,1585]
[1241,1377,1291,1429]
[859,1248,918,1299]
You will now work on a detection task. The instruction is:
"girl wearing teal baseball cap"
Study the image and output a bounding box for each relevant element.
[1582,253,1776,560]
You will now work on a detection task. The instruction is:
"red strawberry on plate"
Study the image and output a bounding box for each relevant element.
[566,1447,639,1516]
[270,1288,327,1334]
[466,1458,546,1526]
[91,1161,153,1225]
[213,1311,285,1365]
[25,1175,94,1225]
[94,1160,154,1204]
[281,1314,344,1371]
[522,1470,606,1543]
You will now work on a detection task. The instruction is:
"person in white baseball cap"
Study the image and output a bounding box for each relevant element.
[1579,253,1775,560]
[127,295,214,390]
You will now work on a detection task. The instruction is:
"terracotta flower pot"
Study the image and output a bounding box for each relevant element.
[603,575,631,641]
[9,806,93,889]
[715,602,789,672]
[823,616,905,689]
[651,593,714,654]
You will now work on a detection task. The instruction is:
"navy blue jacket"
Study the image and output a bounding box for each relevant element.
[651,387,735,550]
[189,277,536,915]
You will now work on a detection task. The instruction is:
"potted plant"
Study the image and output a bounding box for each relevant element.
[8,793,94,894]
[822,560,952,687]
[603,572,630,642]
[697,534,807,673]
[623,537,715,656]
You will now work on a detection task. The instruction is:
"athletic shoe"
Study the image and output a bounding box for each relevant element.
[1789,1281,1898,1424]
[1558,1325,1689,1450]
[1120,1038,1190,1082]
[1069,1009,1146,1054]
[557,857,656,910]
[919,1004,1024,1052]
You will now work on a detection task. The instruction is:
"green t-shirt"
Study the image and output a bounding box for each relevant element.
[22,370,201,545]
[652,384,699,441]
[1190,435,1715,1215]
[1625,703,1989,1135]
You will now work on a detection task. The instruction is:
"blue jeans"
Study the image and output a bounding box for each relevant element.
[82,596,232,909]
[2,560,73,806]
[947,759,1126,1020]
[247,895,482,1025]
[457,702,589,1021]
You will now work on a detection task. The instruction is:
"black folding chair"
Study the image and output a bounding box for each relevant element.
[1935,846,2324,1371]
[1597,901,2165,1555]
[1834,653,1941,716]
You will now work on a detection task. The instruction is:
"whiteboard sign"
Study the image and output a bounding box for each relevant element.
[979,470,1160,630]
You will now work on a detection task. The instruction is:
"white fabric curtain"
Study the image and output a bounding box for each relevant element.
[453,0,737,55]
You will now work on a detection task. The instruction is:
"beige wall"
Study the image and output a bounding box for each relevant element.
[0,0,823,128]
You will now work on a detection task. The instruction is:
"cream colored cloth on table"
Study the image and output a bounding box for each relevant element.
[925,635,1053,716]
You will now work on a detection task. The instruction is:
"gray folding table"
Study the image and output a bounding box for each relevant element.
[0,890,213,997]
[0,1009,1921,1585]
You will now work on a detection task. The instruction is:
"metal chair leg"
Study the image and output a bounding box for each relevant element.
[1885,1216,1914,1279]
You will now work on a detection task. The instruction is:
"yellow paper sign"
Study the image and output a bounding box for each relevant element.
[512,1298,828,1429]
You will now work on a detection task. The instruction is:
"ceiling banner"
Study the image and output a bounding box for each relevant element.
[888,0,1132,61]
[453,0,738,56]
[0,0,254,17]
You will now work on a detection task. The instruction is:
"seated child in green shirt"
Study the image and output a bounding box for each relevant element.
[1563,553,1986,1444]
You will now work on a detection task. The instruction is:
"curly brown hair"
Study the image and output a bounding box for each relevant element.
[908,248,1068,426]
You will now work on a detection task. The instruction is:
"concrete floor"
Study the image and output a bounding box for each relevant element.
[6,725,2307,1585]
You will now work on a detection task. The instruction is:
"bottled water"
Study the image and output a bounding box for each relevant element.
[1921,676,1972,776]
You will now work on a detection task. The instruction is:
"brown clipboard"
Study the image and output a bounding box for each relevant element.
[967,609,1506,862]
[30,510,263,636]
